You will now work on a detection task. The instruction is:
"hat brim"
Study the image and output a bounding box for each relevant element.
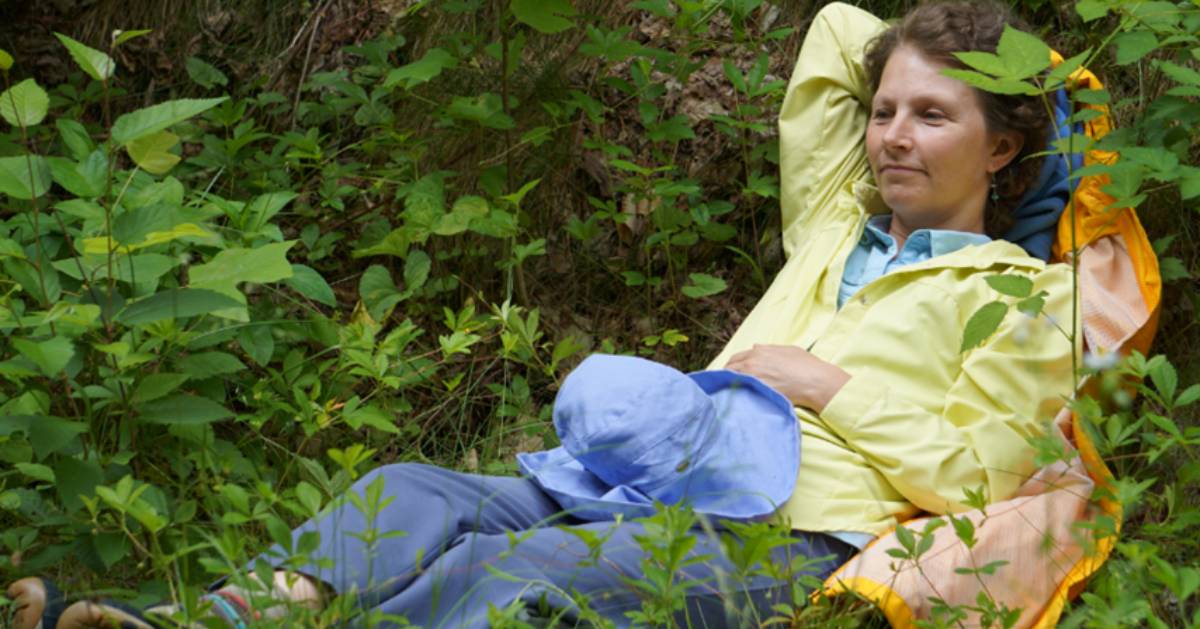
[519,369,799,521]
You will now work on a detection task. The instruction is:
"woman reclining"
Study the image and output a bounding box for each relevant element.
[8,1,1076,627]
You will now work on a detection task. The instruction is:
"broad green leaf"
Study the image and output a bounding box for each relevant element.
[80,222,210,254]
[237,325,274,367]
[54,32,115,81]
[15,462,55,483]
[0,415,88,460]
[445,93,515,130]
[132,373,191,404]
[242,191,297,232]
[286,264,337,307]
[984,274,1033,298]
[139,394,232,425]
[961,301,1008,352]
[12,336,74,376]
[110,97,227,145]
[0,48,12,71]
[0,78,49,127]
[113,29,153,47]
[1076,0,1109,21]
[940,69,1038,95]
[511,0,577,33]
[953,51,1009,77]
[1149,357,1178,403]
[115,288,244,325]
[0,154,51,199]
[179,351,246,379]
[185,56,228,89]
[359,264,404,320]
[647,115,695,142]
[126,130,181,175]
[188,241,297,298]
[994,26,1051,79]
[1114,30,1158,65]
[681,273,727,299]
[1016,292,1047,317]
[383,48,458,90]
[56,118,95,160]
[53,456,102,511]
[404,249,431,292]
[47,156,105,198]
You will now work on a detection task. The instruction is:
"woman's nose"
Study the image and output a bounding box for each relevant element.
[881,114,913,151]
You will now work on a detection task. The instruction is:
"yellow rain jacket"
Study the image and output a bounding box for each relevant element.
[707,4,1079,538]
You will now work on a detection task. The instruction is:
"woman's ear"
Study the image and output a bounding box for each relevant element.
[987,130,1025,173]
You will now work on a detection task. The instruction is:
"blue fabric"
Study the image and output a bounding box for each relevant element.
[999,87,1083,261]
[517,355,799,521]
[839,216,991,308]
[254,463,854,628]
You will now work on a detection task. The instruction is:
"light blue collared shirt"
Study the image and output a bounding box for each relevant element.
[838,215,992,309]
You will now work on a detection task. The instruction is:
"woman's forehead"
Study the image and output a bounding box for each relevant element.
[875,46,977,102]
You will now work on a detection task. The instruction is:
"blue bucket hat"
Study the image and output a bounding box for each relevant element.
[517,354,800,522]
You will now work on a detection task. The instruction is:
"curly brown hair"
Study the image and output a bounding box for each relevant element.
[863,1,1050,238]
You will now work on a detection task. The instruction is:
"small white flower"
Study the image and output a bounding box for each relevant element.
[1083,349,1120,371]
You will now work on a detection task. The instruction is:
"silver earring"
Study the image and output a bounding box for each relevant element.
[990,177,1000,205]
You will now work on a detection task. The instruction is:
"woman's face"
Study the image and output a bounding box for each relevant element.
[866,45,1020,234]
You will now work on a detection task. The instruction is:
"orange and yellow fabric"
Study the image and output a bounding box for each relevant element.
[754,4,1163,628]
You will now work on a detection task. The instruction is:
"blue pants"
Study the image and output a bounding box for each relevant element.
[259,463,852,628]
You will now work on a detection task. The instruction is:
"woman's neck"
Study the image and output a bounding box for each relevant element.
[888,211,985,250]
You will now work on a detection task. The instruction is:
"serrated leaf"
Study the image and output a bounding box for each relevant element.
[404,249,431,293]
[985,274,1033,298]
[286,264,336,307]
[139,394,232,425]
[383,48,458,90]
[961,301,1008,352]
[111,97,227,144]
[54,32,115,81]
[680,273,727,299]
[941,69,1039,95]
[185,56,228,89]
[511,0,577,34]
[1157,60,1200,86]
[0,78,49,128]
[1114,30,1158,65]
[126,130,181,175]
[0,154,51,200]
[115,288,244,325]
[995,26,1051,79]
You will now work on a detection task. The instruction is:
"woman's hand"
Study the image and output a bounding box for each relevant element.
[725,344,851,413]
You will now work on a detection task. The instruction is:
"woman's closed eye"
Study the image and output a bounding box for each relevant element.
[871,107,893,121]
[921,109,947,122]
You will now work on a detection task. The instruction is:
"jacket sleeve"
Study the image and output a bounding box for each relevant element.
[816,270,1078,514]
[778,3,884,258]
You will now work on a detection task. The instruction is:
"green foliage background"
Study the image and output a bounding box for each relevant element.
[0,0,1196,626]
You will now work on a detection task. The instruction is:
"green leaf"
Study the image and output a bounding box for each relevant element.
[56,119,95,160]
[178,351,246,379]
[125,130,181,175]
[1149,358,1178,403]
[940,69,1039,95]
[0,78,49,128]
[189,241,297,299]
[242,191,297,232]
[112,29,152,47]
[53,456,102,511]
[647,115,695,142]
[115,288,244,325]
[1157,60,1200,86]
[237,325,275,367]
[132,373,191,404]
[961,301,1008,352]
[994,26,1051,79]
[359,265,404,320]
[445,93,515,130]
[680,273,727,299]
[1176,384,1200,408]
[1114,30,1158,65]
[0,48,12,71]
[12,336,74,376]
[511,0,577,33]
[185,56,228,89]
[110,97,227,145]
[15,462,55,483]
[383,48,458,90]
[139,394,232,425]
[1076,0,1109,21]
[985,274,1033,298]
[0,415,88,460]
[1017,292,1047,317]
[286,264,337,307]
[404,249,431,293]
[0,154,52,200]
[54,32,115,81]
[953,51,1009,77]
